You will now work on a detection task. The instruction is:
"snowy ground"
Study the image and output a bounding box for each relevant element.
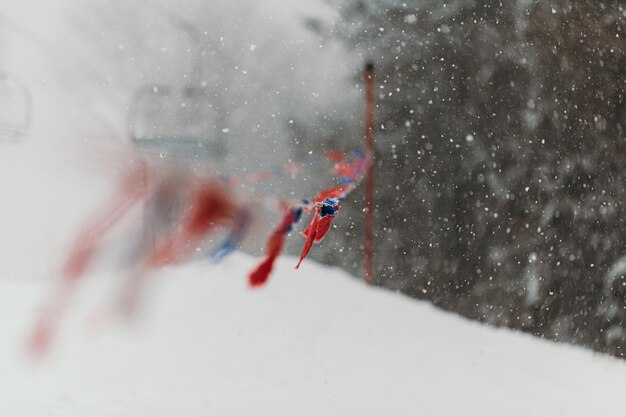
[2,250,626,417]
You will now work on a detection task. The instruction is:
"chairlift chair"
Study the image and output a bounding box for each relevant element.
[128,18,226,160]
[0,72,33,142]
[129,83,225,159]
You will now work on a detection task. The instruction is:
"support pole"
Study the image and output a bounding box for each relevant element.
[364,62,375,285]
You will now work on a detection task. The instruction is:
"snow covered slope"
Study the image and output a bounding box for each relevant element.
[1,251,626,417]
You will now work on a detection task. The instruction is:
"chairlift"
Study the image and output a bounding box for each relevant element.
[129,84,225,159]
[128,20,226,160]
[0,72,32,142]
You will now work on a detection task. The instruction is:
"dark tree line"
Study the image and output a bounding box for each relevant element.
[293,0,626,357]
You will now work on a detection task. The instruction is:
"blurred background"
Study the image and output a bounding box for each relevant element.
[1,0,624,361]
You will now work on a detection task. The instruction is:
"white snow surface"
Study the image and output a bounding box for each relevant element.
[2,251,626,417]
